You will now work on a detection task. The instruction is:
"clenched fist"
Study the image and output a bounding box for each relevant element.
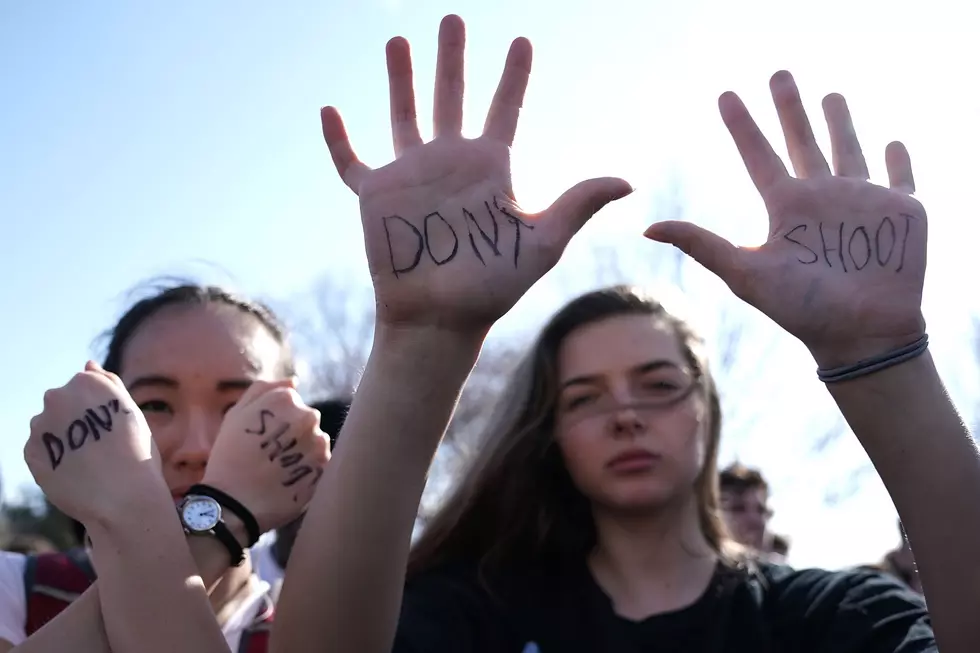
[25,361,164,524]
[202,380,330,535]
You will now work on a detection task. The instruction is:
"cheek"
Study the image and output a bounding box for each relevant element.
[143,416,181,461]
[555,422,607,490]
[658,402,708,476]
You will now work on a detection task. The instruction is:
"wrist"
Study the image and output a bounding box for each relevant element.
[218,511,249,549]
[84,473,172,536]
[808,328,926,371]
[373,322,486,363]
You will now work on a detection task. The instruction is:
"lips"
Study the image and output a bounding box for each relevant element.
[606,449,660,472]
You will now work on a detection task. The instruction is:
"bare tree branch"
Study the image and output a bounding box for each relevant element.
[288,277,524,445]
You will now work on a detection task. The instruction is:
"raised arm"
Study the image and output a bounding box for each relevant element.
[272,15,632,653]
[646,71,977,652]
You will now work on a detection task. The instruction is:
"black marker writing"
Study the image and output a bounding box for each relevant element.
[785,216,918,273]
[818,222,848,272]
[246,409,321,500]
[381,196,534,276]
[67,419,93,450]
[783,225,819,264]
[423,212,459,265]
[382,215,424,277]
[848,227,871,270]
[44,399,130,470]
[43,433,65,470]
[463,203,502,265]
[875,217,896,266]
[493,196,535,267]
[283,465,314,487]
[896,213,914,273]
[245,409,275,436]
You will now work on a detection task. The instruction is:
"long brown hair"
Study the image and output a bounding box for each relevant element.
[408,285,727,578]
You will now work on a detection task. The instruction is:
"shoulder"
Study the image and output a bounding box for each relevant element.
[396,560,527,653]
[0,552,28,646]
[756,562,935,653]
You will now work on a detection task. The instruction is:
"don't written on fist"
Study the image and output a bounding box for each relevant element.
[203,380,330,535]
[25,361,163,525]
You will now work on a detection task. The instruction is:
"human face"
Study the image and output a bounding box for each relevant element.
[554,314,707,514]
[118,303,287,499]
[720,487,771,549]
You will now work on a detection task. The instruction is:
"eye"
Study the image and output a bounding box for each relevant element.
[565,394,596,410]
[643,380,680,390]
[137,399,172,414]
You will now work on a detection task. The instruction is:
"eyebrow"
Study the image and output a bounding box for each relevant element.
[559,360,681,390]
[125,375,255,393]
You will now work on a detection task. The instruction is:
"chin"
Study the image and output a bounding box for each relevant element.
[601,481,679,514]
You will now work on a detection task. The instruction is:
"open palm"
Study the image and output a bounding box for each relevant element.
[321,16,633,332]
[646,72,927,366]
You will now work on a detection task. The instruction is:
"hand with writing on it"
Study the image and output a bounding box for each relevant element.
[644,71,927,368]
[324,15,633,334]
[202,380,330,537]
[24,361,164,525]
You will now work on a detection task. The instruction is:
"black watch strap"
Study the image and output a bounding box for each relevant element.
[211,520,246,567]
[188,484,261,547]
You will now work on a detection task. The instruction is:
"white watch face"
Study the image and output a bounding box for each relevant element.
[181,496,221,532]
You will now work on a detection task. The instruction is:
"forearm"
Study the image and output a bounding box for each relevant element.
[85,480,230,653]
[11,525,238,653]
[272,325,484,653]
[827,352,980,652]
[9,587,108,653]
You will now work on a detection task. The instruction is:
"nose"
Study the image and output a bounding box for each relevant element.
[170,411,219,474]
[610,401,644,438]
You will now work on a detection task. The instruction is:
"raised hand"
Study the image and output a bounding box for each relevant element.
[322,15,633,332]
[645,71,926,367]
[25,361,163,524]
[202,380,329,534]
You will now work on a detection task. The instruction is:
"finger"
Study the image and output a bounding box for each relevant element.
[483,37,532,146]
[386,37,423,156]
[320,107,372,193]
[821,93,869,179]
[885,141,915,193]
[542,177,634,243]
[718,91,789,194]
[643,221,741,286]
[769,71,831,179]
[433,14,465,138]
[235,378,296,409]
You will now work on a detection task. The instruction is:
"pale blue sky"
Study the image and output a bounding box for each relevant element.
[1,0,977,569]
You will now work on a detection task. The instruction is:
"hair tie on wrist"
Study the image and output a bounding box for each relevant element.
[187,484,261,548]
[817,334,929,384]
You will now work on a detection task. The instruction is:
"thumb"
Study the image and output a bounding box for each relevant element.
[644,221,739,281]
[543,177,634,241]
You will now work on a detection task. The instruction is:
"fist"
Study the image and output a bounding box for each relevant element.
[25,361,159,524]
[202,380,330,534]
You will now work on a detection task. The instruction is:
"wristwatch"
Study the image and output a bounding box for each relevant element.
[177,494,246,566]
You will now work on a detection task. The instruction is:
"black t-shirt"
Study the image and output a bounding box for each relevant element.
[393,558,934,653]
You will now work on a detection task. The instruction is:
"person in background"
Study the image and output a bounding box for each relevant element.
[864,520,922,593]
[1,537,56,557]
[274,14,966,653]
[251,397,350,600]
[0,283,328,653]
[718,462,773,551]
[769,533,790,561]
